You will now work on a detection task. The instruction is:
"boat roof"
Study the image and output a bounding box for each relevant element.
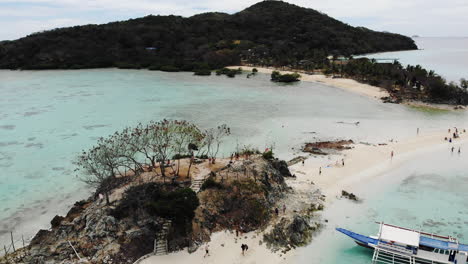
[380,225,420,247]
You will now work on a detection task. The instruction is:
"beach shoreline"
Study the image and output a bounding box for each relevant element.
[228,66,390,100]
[141,128,467,264]
[228,66,466,111]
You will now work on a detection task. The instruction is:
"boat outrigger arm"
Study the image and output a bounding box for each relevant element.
[336,222,468,264]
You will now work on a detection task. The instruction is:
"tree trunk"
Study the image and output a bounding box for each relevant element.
[176,158,181,176]
[160,161,166,182]
[105,191,110,206]
[187,156,193,180]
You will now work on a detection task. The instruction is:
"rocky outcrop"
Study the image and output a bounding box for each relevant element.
[192,157,291,243]
[1,156,296,264]
[270,159,293,177]
[263,215,321,252]
[303,140,354,155]
[341,190,359,201]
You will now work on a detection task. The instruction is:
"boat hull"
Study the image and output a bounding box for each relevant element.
[336,228,378,248]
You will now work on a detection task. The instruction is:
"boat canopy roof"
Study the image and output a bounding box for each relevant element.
[380,225,420,247]
[420,236,468,252]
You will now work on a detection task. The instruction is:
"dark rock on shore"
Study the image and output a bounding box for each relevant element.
[341,190,359,201]
[263,215,321,252]
[303,140,354,155]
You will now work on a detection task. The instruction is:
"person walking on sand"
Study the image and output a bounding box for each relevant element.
[204,244,210,258]
[458,147,461,154]
[342,158,345,166]
[302,160,305,166]
[241,244,246,256]
[319,167,322,175]
[452,146,455,153]
[391,151,394,160]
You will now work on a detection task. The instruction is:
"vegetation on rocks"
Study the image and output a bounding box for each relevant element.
[112,183,199,225]
[216,67,243,77]
[271,71,301,83]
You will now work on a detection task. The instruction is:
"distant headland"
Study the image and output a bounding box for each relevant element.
[0,1,416,71]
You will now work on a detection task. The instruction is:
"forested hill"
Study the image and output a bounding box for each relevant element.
[0,1,417,70]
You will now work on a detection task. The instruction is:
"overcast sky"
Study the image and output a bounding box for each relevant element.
[1,0,467,41]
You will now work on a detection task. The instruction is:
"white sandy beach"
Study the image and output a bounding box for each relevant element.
[228,66,467,111]
[227,66,390,100]
[141,128,467,264]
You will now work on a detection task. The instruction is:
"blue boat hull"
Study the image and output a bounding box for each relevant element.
[336,228,378,249]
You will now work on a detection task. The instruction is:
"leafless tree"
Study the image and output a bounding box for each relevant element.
[204,124,230,164]
[75,137,122,205]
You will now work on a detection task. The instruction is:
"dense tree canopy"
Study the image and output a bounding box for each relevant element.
[325,58,468,105]
[0,1,416,70]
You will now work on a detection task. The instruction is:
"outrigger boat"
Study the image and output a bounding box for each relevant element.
[337,222,468,264]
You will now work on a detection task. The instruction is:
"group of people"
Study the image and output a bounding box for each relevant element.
[446,127,464,153]
[274,204,287,216]
[451,146,461,154]
[241,244,249,255]
[203,242,250,258]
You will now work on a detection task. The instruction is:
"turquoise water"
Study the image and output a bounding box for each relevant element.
[360,37,468,83]
[297,141,468,263]
[0,68,467,249]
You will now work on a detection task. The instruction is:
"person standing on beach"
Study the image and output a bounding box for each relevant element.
[391,151,394,160]
[458,147,461,154]
[241,244,246,256]
[342,159,345,166]
[452,146,455,153]
[319,167,322,175]
[204,244,210,258]
[302,160,305,166]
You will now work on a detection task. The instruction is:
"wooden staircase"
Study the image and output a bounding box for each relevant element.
[153,221,171,256]
[190,179,205,193]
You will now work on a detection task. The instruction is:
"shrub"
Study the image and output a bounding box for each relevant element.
[148,64,161,71]
[194,69,212,76]
[239,145,261,155]
[116,62,141,69]
[216,67,242,78]
[112,183,199,225]
[271,71,301,82]
[172,154,192,160]
[201,177,224,191]
[160,65,181,72]
[252,68,258,73]
[146,187,199,224]
[262,150,274,160]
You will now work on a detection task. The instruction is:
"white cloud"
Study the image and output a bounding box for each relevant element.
[0,0,467,40]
